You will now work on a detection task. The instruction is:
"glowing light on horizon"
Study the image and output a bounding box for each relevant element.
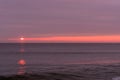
[8,35,120,42]
[22,35,120,42]
[20,37,24,41]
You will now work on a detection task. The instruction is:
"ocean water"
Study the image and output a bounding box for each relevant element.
[1,43,120,80]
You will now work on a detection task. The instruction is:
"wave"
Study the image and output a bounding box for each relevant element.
[1,64,120,80]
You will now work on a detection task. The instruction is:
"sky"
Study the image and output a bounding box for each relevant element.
[0,0,120,43]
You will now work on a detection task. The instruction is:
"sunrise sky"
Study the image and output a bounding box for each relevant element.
[0,0,120,43]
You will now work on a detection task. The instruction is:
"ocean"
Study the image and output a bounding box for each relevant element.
[1,43,120,80]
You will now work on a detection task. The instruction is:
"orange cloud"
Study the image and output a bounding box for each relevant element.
[9,35,120,43]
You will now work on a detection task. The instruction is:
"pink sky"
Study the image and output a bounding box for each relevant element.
[0,0,120,42]
[8,35,120,43]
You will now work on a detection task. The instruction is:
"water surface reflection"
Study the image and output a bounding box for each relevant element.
[18,43,27,75]
[18,59,26,75]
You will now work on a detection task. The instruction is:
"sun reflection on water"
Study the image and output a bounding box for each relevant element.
[17,40,27,75]
[18,59,26,66]
[18,59,26,75]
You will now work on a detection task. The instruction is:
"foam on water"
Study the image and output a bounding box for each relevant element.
[113,77,120,80]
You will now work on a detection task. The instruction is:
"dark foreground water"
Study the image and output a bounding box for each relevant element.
[1,43,120,80]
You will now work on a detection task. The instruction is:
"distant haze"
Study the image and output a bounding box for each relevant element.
[0,0,120,42]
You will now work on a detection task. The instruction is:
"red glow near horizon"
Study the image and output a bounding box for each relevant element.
[9,35,120,42]
[23,35,120,42]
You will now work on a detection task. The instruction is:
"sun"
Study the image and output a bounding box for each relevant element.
[20,37,24,41]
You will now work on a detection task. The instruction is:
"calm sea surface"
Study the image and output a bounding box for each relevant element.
[1,43,120,78]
